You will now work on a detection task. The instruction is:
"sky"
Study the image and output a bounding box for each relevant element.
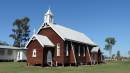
[0,0,130,57]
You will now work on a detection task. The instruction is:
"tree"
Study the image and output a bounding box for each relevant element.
[104,37,116,58]
[128,51,130,58]
[112,54,115,59]
[9,17,30,47]
[116,50,121,60]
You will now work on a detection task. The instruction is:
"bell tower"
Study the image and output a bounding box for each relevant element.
[44,8,54,24]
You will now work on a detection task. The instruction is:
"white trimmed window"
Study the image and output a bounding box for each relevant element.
[32,49,36,57]
[78,46,80,56]
[57,43,60,56]
[8,49,13,55]
[0,49,5,55]
[66,43,69,56]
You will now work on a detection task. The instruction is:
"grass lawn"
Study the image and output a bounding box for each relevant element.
[0,61,130,73]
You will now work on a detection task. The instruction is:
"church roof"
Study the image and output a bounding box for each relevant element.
[34,34,54,47]
[0,45,25,50]
[91,47,100,52]
[26,34,54,47]
[44,23,96,46]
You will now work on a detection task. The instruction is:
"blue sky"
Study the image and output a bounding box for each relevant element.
[0,0,130,57]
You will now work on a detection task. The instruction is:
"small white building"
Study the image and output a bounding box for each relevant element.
[0,45,26,62]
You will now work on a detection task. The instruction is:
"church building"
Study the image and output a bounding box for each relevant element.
[25,8,103,67]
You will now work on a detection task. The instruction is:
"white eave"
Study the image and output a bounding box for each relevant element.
[25,34,55,48]
[48,23,96,46]
[0,45,25,50]
[91,47,100,53]
[34,34,54,47]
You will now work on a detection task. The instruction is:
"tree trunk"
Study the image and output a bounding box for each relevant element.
[109,48,112,60]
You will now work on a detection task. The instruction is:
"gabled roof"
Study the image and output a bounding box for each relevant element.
[25,23,96,48]
[91,47,100,52]
[25,34,54,48]
[46,23,96,45]
[34,34,54,47]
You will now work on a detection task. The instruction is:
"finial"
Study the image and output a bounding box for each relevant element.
[45,7,53,16]
[48,6,51,10]
[44,7,54,24]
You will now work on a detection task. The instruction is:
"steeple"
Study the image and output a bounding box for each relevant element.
[44,8,54,24]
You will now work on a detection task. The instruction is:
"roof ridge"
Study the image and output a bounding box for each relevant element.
[49,23,96,45]
[55,24,85,34]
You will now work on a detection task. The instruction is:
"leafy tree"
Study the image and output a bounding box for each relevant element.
[128,51,130,58]
[9,17,30,47]
[112,54,115,59]
[104,37,116,58]
[116,50,121,60]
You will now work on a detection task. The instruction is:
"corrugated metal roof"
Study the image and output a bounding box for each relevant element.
[91,47,100,52]
[49,24,96,45]
[25,23,97,48]
[33,34,54,47]
[0,45,25,50]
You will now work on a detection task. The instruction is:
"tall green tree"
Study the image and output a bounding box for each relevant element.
[9,17,30,47]
[112,54,115,59]
[116,50,121,60]
[128,51,130,58]
[104,37,116,58]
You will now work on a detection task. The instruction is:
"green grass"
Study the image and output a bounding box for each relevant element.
[0,61,130,73]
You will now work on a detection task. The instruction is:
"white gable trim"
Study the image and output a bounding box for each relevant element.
[25,23,50,48]
[49,23,96,45]
[25,35,45,48]
[25,34,35,48]
[34,22,95,45]
[32,49,37,57]
[25,22,96,49]
[25,34,54,48]
[48,23,65,40]
[37,23,65,41]
[34,35,44,47]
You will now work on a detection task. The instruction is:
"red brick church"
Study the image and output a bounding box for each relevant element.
[25,8,103,67]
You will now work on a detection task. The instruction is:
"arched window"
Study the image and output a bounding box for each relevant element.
[57,43,60,56]
[32,49,36,57]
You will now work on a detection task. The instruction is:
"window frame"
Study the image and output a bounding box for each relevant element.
[32,49,37,57]
[56,43,60,56]
[0,49,5,55]
[7,49,13,55]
